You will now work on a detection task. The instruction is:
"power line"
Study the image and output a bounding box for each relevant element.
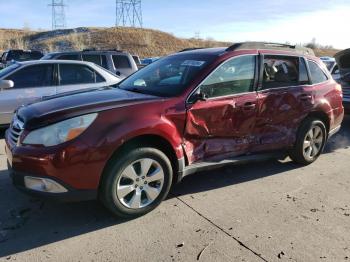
[116,0,143,28]
[49,0,67,30]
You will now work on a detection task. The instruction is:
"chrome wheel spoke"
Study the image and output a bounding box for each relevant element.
[117,185,134,199]
[303,140,311,150]
[314,137,323,145]
[122,165,139,181]
[140,158,153,176]
[306,146,312,158]
[129,190,142,209]
[308,129,314,139]
[312,144,319,156]
[144,185,161,201]
[147,168,164,183]
[314,127,321,139]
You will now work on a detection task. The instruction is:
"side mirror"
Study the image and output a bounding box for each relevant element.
[0,80,14,90]
[116,71,121,76]
[190,91,208,103]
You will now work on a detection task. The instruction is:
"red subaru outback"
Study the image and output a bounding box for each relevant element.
[5,43,344,217]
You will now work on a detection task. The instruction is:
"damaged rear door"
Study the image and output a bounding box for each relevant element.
[184,55,258,164]
[253,54,314,152]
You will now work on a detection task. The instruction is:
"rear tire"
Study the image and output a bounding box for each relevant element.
[289,118,327,165]
[100,147,173,218]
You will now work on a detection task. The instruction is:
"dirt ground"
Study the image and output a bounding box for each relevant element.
[0,117,350,262]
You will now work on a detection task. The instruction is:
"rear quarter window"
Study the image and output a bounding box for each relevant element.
[112,55,131,69]
[57,54,81,61]
[308,60,328,84]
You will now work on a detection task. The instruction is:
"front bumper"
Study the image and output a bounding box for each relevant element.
[8,162,97,202]
[5,129,103,202]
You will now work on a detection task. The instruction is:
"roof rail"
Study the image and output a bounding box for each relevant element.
[226,42,315,56]
[178,47,205,53]
[82,48,124,53]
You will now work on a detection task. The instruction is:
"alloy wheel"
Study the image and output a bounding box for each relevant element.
[303,125,324,160]
[116,158,164,209]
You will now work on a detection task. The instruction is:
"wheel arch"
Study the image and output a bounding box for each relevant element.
[304,111,330,134]
[98,134,181,192]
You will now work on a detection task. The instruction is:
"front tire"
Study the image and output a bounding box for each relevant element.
[289,118,327,165]
[100,147,173,218]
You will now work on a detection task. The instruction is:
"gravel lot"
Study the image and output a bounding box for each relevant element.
[0,117,350,262]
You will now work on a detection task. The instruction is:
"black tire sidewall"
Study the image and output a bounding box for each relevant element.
[101,147,173,218]
[292,118,327,164]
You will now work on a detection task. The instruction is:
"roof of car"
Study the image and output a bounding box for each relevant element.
[178,42,315,57]
[46,50,128,56]
[18,60,96,66]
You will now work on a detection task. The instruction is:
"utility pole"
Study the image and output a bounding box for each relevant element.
[116,0,143,28]
[49,0,67,30]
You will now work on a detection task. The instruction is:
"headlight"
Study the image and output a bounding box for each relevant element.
[22,113,98,147]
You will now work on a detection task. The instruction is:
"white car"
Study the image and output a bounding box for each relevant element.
[320,57,340,80]
[0,60,121,127]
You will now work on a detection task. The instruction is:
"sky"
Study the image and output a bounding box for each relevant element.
[0,0,349,49]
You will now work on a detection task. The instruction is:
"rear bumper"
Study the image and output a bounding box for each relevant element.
[8,162,97,202]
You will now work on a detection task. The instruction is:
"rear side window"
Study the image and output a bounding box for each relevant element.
[57,54,81,61]
[299,58,309,85]
[82,54,102,66]
[112,55,131,69]
[308,60,328,84]
[58,64,105,85]
[263,56,301,89]
[101,55,108,69]
[5,64,54,88]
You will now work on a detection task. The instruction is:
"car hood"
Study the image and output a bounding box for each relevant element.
[335,49,350,78]
[17,87,159,130]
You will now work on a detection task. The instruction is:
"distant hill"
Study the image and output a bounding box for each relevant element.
[0,27,341,58]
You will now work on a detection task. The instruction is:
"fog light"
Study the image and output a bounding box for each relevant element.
[24,176,68,193]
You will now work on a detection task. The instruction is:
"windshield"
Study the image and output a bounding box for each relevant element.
[0,63,21,78]
[8,51,42,62]
[119,54,216,97]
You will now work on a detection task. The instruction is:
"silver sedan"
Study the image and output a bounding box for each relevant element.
[0,60,121,126]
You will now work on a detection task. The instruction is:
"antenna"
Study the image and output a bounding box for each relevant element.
[49,0,67,30]
[116,0,143,28]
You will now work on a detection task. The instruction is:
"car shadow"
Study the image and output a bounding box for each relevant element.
[324,115,350,153]
[0,116,349,257]
[0,158,303,257]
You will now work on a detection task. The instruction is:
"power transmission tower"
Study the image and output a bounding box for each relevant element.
[49,0,67,30]
[116,0,143,28]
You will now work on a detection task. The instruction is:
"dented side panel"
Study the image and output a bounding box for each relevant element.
[184,93,258,164]
[252,85,314,152]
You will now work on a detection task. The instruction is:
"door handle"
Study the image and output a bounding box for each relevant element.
[242,102,256,110]
[299,94,312,101]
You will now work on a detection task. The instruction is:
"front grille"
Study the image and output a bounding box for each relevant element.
[9,115,24,145]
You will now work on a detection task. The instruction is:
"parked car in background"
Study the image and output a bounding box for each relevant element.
[320,56,340,79]
[335,49,350,113]
[0,49,43,69]
[4,42,343,218]
[41,49,138,79]
[0,60,121,127]
[132,55,141,65]
[141,57,160,66]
